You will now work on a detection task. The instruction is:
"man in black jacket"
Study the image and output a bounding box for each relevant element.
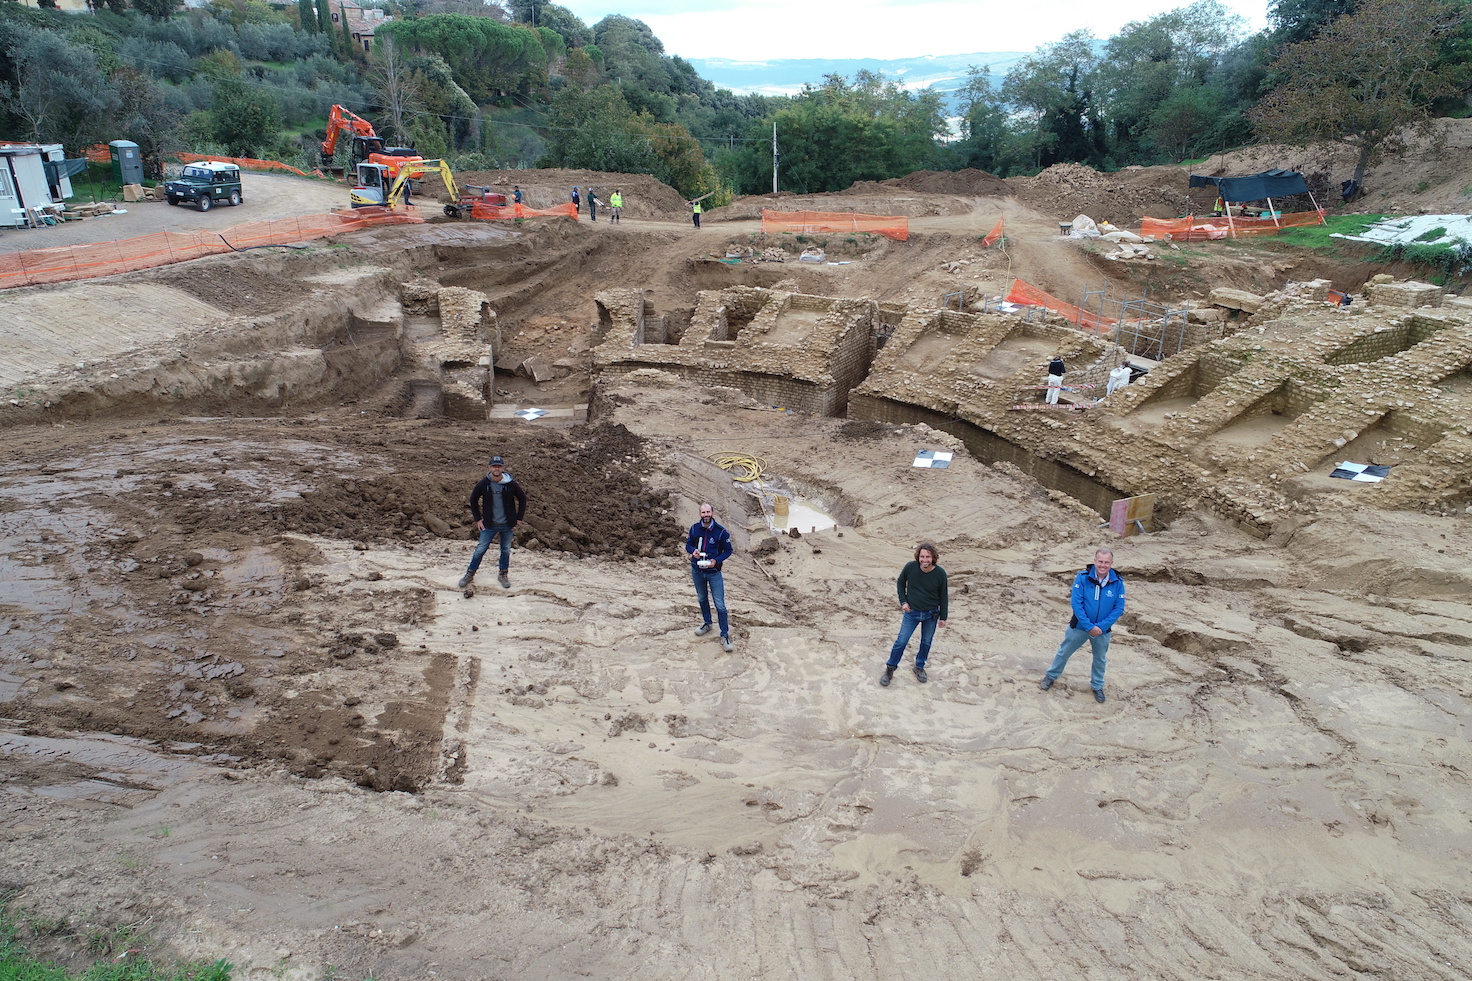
[459,455,528,589]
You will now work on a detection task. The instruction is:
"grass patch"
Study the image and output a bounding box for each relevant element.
[0,897,234,981]
[1271,214,1384,252]
[1413,226,1448,243]
[1374,239,1472,277]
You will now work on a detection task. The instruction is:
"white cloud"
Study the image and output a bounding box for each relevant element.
[558,0,1269,61]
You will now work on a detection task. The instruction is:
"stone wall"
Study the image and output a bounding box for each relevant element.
[593,286,876,417]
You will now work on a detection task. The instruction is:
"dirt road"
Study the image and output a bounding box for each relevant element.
[0,174,349,255]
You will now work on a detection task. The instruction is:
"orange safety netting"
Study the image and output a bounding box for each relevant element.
[0,207,423,290]
[761,209,909,242]
[174,152,329,179]
[468,201,579,221]
[83,146,331,178]
[1005,279,1116,333]
[982,216,1005,247]
[1140,210,1325,241]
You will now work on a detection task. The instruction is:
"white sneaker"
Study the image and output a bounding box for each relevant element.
[694,623,713,636]
[720,636,733,652]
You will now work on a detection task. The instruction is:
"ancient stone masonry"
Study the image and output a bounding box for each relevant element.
[592,286,876,416]
[598,279,1470,532]
[397,280,497,416]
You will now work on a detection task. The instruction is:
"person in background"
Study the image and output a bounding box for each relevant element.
[571,186,580,211]
[691,199,702,228]
[587,187,600,221]
[609,189,623,223]
[1045,356,1066,405]
[881,543,948,686]
[1107,363,1132,396]
[686,503,734,652]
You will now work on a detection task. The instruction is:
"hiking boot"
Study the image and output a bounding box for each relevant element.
[695,623,713,636]
[914,666,929,683]
[457,572,475,589]
[1094,689,1107,703]
[498,572,511,589]
[879,666,894,687]
[1039,677,1053,691]
[720,636,733,653]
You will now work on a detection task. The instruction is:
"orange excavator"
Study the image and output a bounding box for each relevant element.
[320,104,423,178]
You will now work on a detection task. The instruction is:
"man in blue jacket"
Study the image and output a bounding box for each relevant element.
[685,503,734,652]
[1040,548,1125,702]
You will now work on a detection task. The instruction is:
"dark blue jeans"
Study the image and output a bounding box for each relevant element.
[888,609,938,668]
[468,525,513,574]
[692,566,728,637]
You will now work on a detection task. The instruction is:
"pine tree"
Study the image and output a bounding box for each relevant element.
[298,0,316,33]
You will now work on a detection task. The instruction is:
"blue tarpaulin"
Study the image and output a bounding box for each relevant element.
[1189,169,1311,203]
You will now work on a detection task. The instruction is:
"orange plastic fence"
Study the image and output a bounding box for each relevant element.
[175,152,329,179]
[1140,210,1325,241]
[83,145,330,178]
[469,201,579,221]
[1005,278,1116,333]
[762,209,909,242]
[0,208,423,290]
[982,216,1005,247]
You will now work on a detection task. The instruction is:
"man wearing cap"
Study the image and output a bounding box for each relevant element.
[459,455,527,590]
[685,503,734,651]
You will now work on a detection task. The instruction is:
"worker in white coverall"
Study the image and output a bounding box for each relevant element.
[1107,364,1131,396]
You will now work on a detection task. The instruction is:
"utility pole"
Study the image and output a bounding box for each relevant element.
[772,122,779,194]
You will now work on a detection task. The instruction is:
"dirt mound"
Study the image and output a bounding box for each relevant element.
[420,167,691,219]
[1006,162,1201,224]
[881,168,1011,196]
[259,422,672,560]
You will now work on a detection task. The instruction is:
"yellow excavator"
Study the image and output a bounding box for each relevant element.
[350,159,505,217]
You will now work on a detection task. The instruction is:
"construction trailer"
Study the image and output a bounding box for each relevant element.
[0,142,78,228]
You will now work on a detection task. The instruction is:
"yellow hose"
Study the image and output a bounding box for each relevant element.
[709,453,767,484]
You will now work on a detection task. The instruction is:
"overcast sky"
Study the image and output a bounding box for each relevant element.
[556,0,1270,62]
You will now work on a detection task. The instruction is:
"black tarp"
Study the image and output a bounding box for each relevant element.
[44,157,88,184]
[1189,169,1311,203]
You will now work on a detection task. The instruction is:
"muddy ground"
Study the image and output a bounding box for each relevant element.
[0,143,1469,981]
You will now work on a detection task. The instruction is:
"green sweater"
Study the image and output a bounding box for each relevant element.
[896,561,948,619]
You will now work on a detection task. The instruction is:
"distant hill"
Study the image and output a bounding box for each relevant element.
[687,52,1031,111]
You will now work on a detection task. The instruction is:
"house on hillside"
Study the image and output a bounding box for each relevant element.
[329,0,392,54]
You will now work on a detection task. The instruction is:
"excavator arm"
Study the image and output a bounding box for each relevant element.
[321,104,377,160]
[384,159,465,215]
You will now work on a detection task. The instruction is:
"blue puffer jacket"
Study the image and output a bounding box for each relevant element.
[1069,564,1125,633]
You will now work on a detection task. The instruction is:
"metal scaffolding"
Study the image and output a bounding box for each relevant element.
[1078,289,1191,361]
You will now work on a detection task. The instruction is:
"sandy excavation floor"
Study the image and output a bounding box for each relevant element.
[1,164,1470,981]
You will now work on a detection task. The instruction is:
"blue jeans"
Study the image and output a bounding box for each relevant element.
[692,566,729,637]
[887,609,938,668]
[468,525,514,574]
[1045,626,1111,690]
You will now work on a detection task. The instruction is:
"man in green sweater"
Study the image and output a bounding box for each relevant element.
[881,542,949,686]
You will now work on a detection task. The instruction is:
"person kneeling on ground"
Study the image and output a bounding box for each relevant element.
[1040,547,1124,702]
[881,542,948,686]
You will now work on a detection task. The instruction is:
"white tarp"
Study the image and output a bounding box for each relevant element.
[1333,214,1472,246]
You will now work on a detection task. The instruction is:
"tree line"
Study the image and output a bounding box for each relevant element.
[0,0,1467,200]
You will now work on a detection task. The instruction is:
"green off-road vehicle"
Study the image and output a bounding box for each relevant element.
[164,162,243,212]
